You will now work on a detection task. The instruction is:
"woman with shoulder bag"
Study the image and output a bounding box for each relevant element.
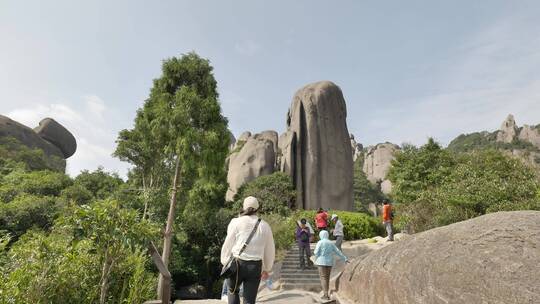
[220,196,275,304]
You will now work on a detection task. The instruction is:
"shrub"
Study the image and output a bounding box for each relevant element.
[232,172,296,216]
[288,210,384,241]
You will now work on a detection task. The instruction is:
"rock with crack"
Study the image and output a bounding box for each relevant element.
[496,114,518,143]
[362,143,399,194]
[286,81,353,210]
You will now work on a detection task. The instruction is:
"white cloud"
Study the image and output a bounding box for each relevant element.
[359,13,540,147]
[234,40,261,56]
[7,96,131,178]
[84,95,106,119]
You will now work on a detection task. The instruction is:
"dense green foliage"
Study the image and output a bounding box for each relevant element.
[448,130,540,160]
[389,139,540,232]
[0,136,65,172]
[232,172,296,216]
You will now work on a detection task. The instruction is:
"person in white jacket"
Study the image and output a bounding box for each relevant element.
[220,196,275,304]
[331,214,344,251]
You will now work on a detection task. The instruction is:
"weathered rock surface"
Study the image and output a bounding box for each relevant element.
[176,284,206,300]
[0,115,77,171]
[278,130,296,175]
[362,143,399,194]
[518,124,540,149]
[338,211,540,304]
[287,81,353,210]
[496,114,518,143]
[226,132,276,201]
[34,118,77,158]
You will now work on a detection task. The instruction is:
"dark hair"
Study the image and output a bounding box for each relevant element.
[300,218,307,224]
[383,199,390,205]
[317,208,324,213]
[240,207,258,216]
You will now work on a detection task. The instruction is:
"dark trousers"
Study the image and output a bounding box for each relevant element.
[227,259,262,304]
[318,265,332,297]
[298,242,311,268]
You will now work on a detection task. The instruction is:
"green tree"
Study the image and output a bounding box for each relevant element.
[387,138,456,204]
[74,167,124,200]
[68,199,158,304]
[232,172,296,216]
[115,52,230,299]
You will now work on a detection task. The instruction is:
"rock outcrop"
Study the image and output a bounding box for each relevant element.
[518,124,540,149]
[34,118,77,158]
[362,143,399,194]
[226,131,277,201]
[496,114,518,143]
[338,211,540,304]
[286,81,353,210]
[350,134,363,162]
[0,115,77,171]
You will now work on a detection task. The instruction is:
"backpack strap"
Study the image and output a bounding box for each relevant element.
[238,218,262,256]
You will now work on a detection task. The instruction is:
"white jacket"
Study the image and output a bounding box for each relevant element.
[220,215,275,272]
[333,219,344,237]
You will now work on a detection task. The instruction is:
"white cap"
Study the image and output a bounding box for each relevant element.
[243,196,259,210]
[331,214,338,220]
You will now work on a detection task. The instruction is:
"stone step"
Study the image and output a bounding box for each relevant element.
[282,283,322,292]
[281,274,320,280]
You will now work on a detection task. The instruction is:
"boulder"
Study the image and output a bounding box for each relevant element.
[226,132,276,201]
[228,131,236,151]
[496,114,518,143]
[338,211,540,304]
[0,115,76,171]
[287,81,354,210]
[518,124,540,149]
[34,118,77,158]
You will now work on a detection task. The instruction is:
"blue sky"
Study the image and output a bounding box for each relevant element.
[1,1,540,177]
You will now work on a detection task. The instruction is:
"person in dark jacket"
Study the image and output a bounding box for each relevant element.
[296,218,313,270]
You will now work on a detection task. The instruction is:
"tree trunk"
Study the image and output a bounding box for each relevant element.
[157,157,181,300]
[100,250,113,304]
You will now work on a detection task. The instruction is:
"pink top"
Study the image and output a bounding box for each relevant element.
[315,212,328,228]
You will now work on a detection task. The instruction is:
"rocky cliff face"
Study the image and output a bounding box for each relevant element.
[0,115,77,171]
[496,114,518,143]
[362,143,400,194]
[338,211,540,304]
[225,131,277,201]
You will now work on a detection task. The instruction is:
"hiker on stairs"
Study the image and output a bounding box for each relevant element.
[314,230,348,301]
[296,218,313,270]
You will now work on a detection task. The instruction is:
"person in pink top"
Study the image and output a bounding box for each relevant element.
[315,208,328,232]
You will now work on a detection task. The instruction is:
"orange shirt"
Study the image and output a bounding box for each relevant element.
[383,204,392,221]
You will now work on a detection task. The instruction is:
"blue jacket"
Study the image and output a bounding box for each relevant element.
[313,230,347,266]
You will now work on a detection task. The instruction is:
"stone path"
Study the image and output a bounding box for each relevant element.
[280,243,321,292]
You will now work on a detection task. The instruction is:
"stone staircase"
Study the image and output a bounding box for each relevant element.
[280,243,322,292]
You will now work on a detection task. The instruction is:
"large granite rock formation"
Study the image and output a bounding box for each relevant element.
[363,143,399,194]
[0,115,76,171]
[34,118,77,158]
[226,131,277,201]
[286,81,353,210]
[496,114,518,143]
[338,211,540,304]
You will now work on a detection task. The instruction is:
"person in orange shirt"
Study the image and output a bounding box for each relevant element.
[382,200,394,241]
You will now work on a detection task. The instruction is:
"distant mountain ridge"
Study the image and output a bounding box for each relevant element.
[448,114,540,169]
